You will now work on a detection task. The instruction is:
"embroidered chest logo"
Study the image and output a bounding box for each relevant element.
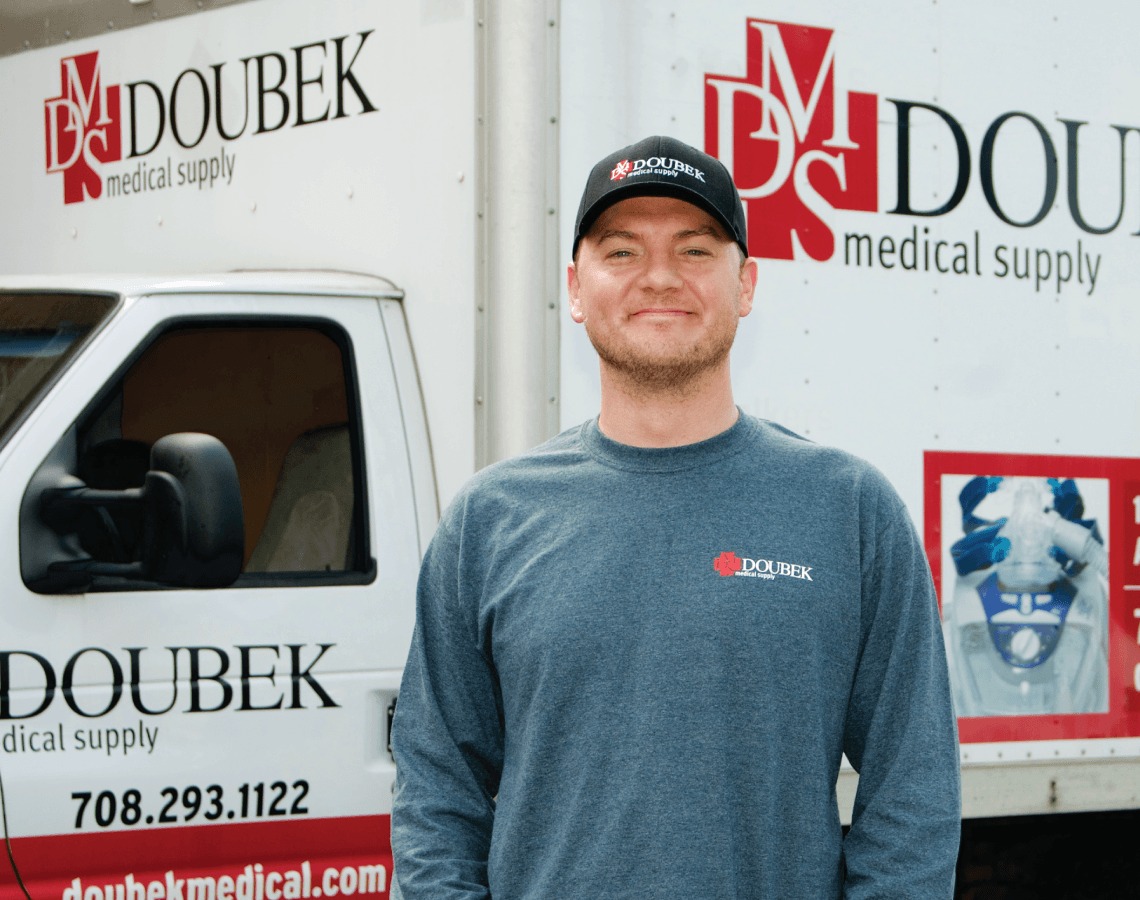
[713,551,814,581]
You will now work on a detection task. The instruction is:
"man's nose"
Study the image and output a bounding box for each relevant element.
[639,250,683,291]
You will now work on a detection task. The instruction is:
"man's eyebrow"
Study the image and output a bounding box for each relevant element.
[675,225,722,240]
[596,228,638,242]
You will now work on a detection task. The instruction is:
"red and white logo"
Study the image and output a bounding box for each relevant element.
[714,550,814,581]
[714,551,744,577]
[44,51,123,204]
[610,156,706,185]
[40,32,377,207]
[704,18,877,262]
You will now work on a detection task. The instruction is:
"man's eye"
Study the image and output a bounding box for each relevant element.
[683,247,712,256]
[609,249,633,258]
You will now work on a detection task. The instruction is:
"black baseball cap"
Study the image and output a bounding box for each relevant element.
[572,135,748,258]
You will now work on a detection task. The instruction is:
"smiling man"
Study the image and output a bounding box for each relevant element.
[390,136,960,899]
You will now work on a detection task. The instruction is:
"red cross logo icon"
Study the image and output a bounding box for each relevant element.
[610,159,632,181]
[713,551,743,577]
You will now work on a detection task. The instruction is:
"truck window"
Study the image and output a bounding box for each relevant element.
[76,321,368,581]
[0,292,116,447]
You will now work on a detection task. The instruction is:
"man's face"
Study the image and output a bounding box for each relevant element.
[567,195,757,392]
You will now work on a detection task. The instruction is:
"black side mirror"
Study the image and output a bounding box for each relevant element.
[35,433,244,591]
[142,433,245,587]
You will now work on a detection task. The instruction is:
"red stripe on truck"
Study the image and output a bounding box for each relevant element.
[0,815,391,900]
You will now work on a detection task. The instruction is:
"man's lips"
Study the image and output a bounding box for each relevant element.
[630,308,692,318]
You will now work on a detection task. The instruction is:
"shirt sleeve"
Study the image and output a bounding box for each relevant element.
[842,470,961,898]
[390,500,504,900]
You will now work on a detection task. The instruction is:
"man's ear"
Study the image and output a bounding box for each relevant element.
[737,257,758,318]
[567,262,586,323]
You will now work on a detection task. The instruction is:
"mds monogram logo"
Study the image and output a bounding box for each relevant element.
[44,51,123,204]
[705,19,878,262]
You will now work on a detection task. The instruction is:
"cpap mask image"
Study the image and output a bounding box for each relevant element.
[944,476,1108,717]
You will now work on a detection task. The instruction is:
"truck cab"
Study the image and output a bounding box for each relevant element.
[0,272,435,894]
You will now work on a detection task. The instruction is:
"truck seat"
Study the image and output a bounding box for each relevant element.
[246,424,354,573]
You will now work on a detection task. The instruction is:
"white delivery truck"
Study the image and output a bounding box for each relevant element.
[2,0,1140,894]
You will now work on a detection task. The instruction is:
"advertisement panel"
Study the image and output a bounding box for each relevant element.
[927,452,1140,746]
[559,0,1140,758]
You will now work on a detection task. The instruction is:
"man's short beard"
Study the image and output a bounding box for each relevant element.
[587,325,736,396]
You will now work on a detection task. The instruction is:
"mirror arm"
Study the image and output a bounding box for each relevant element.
[40,485,143,534]
[47,559,146,579]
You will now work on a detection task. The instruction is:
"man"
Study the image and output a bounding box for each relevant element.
[391,135,960,899]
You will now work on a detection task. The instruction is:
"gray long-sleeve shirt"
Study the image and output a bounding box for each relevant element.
[391,414,960,899]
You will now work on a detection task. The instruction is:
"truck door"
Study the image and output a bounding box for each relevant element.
[0,289,419,898]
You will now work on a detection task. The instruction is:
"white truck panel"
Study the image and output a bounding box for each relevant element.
[559,0,1140,817]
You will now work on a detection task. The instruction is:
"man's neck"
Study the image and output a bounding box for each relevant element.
[596,366,740,448]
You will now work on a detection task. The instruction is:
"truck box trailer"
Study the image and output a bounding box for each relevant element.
[1,0,1139,893]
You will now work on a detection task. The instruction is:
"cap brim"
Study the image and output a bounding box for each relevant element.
[575,181,745,256]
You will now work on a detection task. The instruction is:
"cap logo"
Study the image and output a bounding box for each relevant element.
[610,159,633,181]
[610,156,706,184]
